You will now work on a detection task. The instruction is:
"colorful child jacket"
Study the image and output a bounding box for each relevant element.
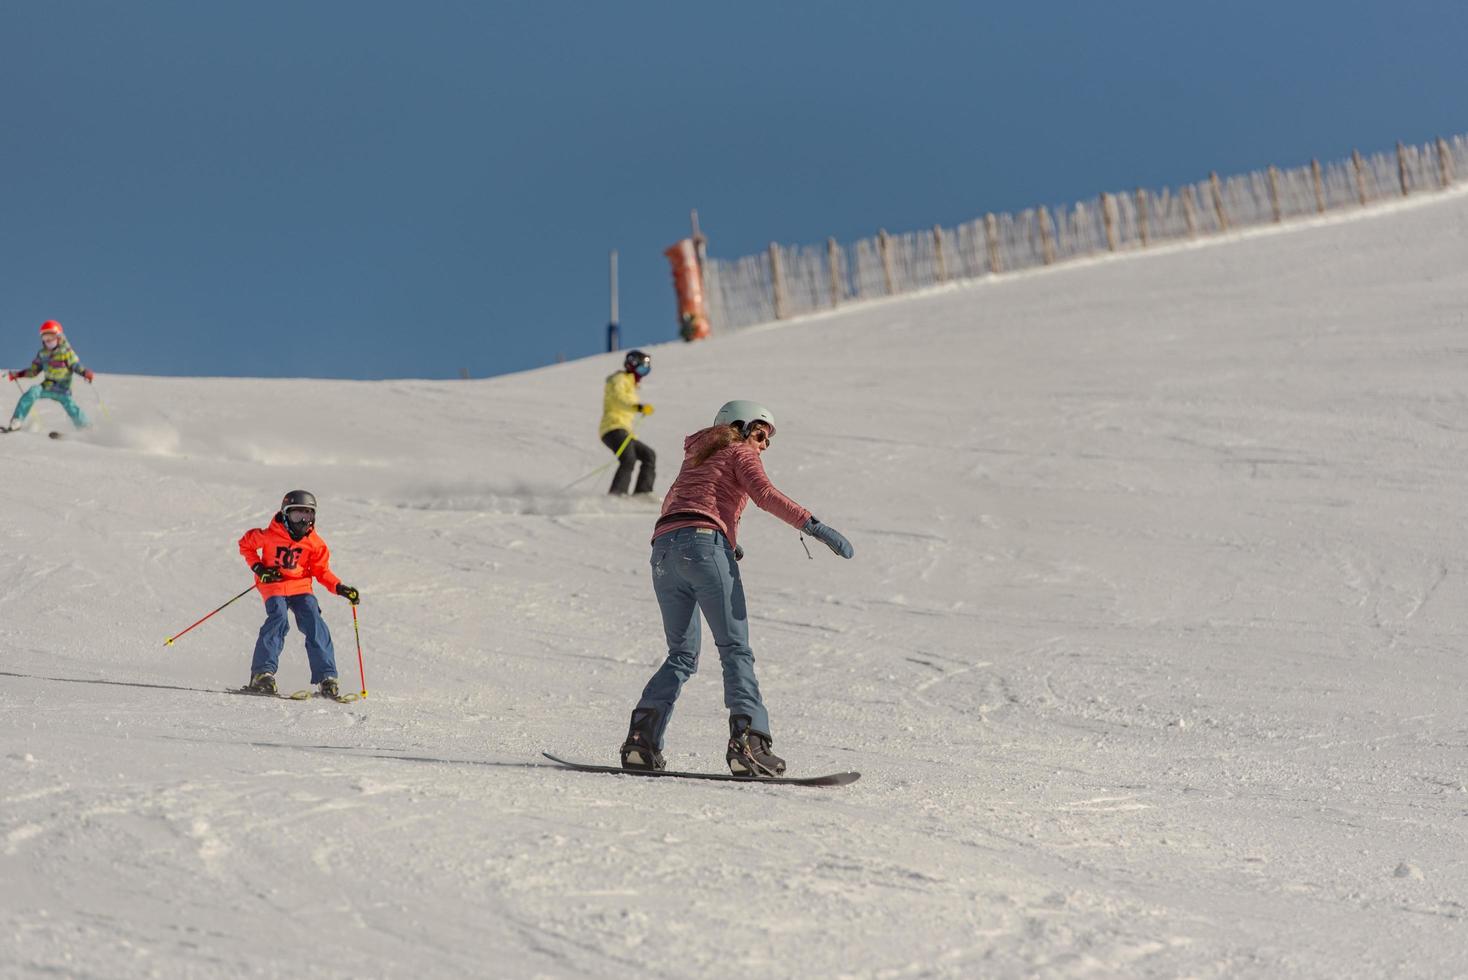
[599,371,642,437]
[19,338,89,393]
[238,515,344,600]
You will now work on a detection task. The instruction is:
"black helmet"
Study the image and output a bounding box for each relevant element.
[624,349,651,378]
[279,490,317,541]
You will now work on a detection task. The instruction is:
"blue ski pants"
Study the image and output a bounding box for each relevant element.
[12,387,89,428]
[635,526,769,747]
[250,593,338,683]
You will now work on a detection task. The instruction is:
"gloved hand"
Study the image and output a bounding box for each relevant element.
[637,404,655,416]
[251,563,282,584]
[801,517,854,559]
[80,369,95,382]
[335,583,360,605]
[5,371,17,382]
[733,545,745,562]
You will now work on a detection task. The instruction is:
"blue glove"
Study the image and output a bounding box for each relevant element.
[802,517,853,559]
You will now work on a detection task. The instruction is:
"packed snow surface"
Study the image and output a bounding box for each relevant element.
[5,191,1468,978]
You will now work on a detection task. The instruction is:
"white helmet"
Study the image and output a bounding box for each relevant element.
[714,400,776,436]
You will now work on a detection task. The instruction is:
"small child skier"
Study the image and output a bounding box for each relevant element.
[237,490,360,698]
[598,349,657,495]
[6,320,95,431]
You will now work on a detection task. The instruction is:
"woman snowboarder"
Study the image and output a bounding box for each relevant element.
[619,400,854,777]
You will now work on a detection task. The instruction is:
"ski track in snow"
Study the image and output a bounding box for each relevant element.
[5,194,1468,977]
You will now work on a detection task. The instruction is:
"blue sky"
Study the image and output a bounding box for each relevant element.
[3,2,1464,380]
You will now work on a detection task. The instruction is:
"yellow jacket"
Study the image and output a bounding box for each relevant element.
[599,371,643,436]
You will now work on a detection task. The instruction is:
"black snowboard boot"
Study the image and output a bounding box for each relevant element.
[319,678,340,699]
[726,715,785,777]
[247,672,278,695]
[620,708,665,771]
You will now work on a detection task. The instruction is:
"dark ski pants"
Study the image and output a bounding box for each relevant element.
[634,527,769,748]
[250,593,338,684]
[602,429,656,495]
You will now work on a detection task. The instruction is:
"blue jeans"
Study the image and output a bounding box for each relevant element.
[12,387,89,428]
[635,527,769,748]
[250,594,338,683]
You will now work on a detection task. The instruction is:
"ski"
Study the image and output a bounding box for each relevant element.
[541,752,860,787]
[0,428,66,439]
[231,687,362,703]
[232,686,312,700]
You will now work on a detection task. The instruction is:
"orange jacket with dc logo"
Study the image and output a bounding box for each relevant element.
[237,515,343,599]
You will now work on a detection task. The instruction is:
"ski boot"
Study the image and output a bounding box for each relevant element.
[319,678,340,699]
[726,715,785,777]
[619,708,666,771]
[247,672,278,695]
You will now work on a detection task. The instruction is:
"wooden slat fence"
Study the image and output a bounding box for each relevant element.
[702,135,1468,331]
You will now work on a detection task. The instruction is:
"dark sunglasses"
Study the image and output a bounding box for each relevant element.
[749,426,772,446]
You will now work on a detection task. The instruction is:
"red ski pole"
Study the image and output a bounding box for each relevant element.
[165,583,256,647]
[351,604,368,698]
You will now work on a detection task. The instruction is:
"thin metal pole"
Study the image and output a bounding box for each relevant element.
[607,249,620,352]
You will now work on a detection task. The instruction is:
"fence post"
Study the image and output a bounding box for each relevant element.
[826,237,841,308]
[1209,172,1229,231]
[690,209,708,297]
[1311,159,1326,213]
[878,228,895,295]
[1267,166,1282,223]
[1439,137,1454,188]
[984,213,1001,274]
[1135,188,1150,247]
[1182,185,1198,237]
[1100,193,1117,251]
[932,225,948,282]
[768,242,786,320]
[1353,149,1368,205]
[1037,207,1056,264]
[1397,141,1410,196]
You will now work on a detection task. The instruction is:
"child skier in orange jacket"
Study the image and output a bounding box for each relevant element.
[237,490,359,697]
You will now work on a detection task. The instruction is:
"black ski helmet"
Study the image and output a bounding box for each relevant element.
[624,349,651,378]
[279,489,317,540]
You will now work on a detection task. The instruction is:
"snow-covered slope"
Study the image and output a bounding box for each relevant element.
[5,190,1468,978]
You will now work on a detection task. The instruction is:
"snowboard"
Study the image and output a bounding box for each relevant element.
[541,752,860,787]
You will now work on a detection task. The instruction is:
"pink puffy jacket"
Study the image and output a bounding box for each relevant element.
[653,426,812,549]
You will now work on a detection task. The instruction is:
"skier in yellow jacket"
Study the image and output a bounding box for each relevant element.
[598,349,657,495]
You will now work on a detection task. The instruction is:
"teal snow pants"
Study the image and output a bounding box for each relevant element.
[12,387,89,428]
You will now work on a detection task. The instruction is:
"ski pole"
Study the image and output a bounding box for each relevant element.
[164,583,256,647]
[90,383,112,422]
[351,604,368,698]
[562,427,637,491]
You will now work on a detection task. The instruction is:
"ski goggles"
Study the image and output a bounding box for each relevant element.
[284,506,316,523]
[632,362,650,378]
